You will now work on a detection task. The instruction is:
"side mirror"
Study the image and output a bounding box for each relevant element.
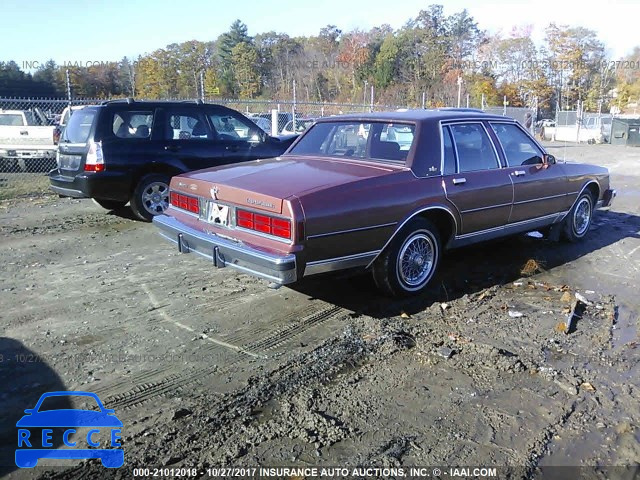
[544,154,556,165]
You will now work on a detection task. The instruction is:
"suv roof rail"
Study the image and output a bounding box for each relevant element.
[101,98,136,105]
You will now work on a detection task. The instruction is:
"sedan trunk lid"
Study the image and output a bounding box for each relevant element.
[175,156,404,214]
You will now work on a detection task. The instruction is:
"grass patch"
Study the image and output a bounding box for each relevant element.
[0,173,51,200]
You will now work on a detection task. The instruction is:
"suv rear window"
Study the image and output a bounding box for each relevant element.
[63,109,96,144]
[113,111,154,139]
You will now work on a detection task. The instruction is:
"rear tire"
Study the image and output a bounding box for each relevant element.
[130,174,170,222]
[93,198,128,211]
[372,218,440,297]
[561,192,593,242]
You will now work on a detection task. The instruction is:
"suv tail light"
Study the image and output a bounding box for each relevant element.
[170,191,199,214]
[236,209,291,239]
[84,140,104,172]
[53,126,61,145]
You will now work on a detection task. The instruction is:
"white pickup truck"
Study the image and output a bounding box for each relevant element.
[0,109,57,172]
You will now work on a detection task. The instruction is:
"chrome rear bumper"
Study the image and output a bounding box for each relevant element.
[152,214,297,285]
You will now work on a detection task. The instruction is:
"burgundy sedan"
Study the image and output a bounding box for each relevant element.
[152,110,615,297]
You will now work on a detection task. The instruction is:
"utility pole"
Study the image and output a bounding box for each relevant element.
[466,94,470,108]
[370,84,374,112]
[292,79,297,131]
[422,91,426,109]
[363,80,368,110]
[457,76,463,108]
[66,69,72,109]
[503,95,508,116]
[200,71,205,102]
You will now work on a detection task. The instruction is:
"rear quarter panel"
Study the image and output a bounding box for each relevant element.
[297,171,458,263]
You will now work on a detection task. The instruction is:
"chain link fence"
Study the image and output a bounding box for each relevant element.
[0,96,533,200]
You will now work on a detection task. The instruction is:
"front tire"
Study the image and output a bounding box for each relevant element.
[372,218,440,297]
[561,192,593,242]
[93,198,128,211]
[130,174,170,222]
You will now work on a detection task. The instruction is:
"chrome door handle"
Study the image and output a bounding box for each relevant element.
[512,170,526,177]
[452,177,466,185]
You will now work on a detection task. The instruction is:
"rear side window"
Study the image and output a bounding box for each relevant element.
[113,111,154,139]
[63,109,96,143]
[490,123,543,166]
[449,123,499,172]
[0,114,25,126]
[442,126,456,175]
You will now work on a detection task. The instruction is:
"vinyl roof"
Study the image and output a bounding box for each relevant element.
[315,108,515,123]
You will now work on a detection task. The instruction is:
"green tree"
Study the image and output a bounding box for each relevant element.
[231,42,260,98]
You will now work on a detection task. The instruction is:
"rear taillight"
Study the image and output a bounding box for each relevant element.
[53,127,61,145]
[236,209,291,239]
[84,140,104,172]
[170,191,200,214]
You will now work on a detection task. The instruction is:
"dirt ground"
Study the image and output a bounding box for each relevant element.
[0,143,638,479]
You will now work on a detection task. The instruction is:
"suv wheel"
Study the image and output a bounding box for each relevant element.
[130,174,170,222]
[93,199,127,211]
[372,218,440,297]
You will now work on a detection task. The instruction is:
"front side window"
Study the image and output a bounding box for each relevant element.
[490,122,543,166]
[113,111,154,139]
[288,121,415,163]
[165,111,210,140]
[448,123,499,172]
[209,112,257,140]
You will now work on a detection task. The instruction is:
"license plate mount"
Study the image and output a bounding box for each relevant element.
[207,202,229,226]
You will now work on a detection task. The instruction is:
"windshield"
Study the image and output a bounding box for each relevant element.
[287,121,415,163]
[63,109,97,143]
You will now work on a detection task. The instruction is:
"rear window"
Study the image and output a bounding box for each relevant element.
[62,109,96,144]
[288,121,415,163]
[0,114,25,126]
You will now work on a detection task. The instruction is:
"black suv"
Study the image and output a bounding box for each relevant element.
[50,100,297,221]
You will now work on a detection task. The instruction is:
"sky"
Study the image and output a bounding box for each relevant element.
[2,0,639,71]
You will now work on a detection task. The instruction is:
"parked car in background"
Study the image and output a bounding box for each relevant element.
[0,108,56,171]
[49,99,297,221]
[281,118,315,136]
[153,109,615,296]
[252,112,293,134]
[248,116,272,135]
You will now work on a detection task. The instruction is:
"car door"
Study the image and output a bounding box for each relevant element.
[159,107,227,171]
[442,122,513,235]
[489,122,569,223]
[207,109,272,163]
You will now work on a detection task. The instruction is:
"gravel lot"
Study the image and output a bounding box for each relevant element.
[1,143,638,479]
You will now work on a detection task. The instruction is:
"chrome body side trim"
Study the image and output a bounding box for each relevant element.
[306,222,397,240]
[513,192,578,206]
[558,181,601,222]
[366,205,458,269]
[460,202,512,214]
[450,211,567,248]
[304,250,380,276]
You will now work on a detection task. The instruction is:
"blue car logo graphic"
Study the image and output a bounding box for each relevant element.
[15,391,123,468]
